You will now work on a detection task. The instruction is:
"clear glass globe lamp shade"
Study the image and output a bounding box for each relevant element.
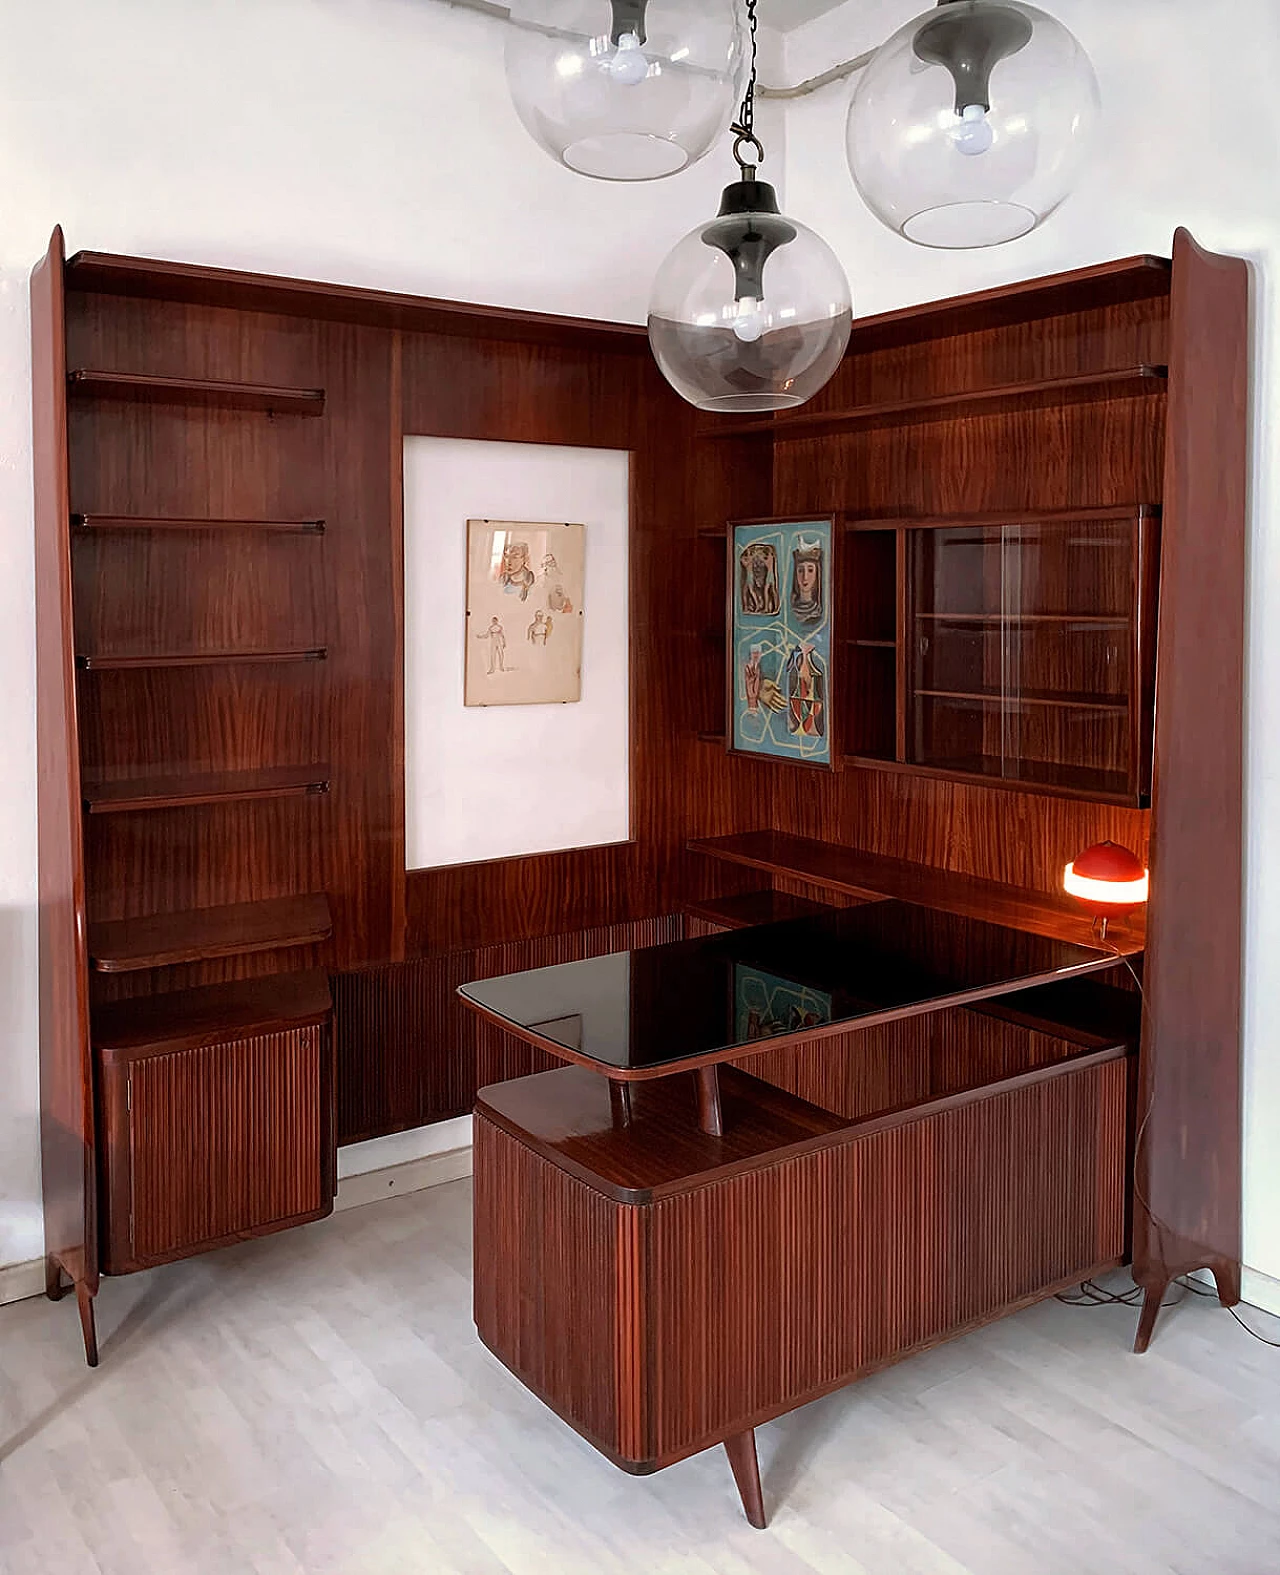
[505,0,750,181]
[847,0,1101,248]
[648,180,853,414]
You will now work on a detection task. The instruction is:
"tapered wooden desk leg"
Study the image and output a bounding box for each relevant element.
[75,1279,100,1368]
[1133,1280,1168,1354]
[696,1066,723,1137]
[609,1080,633,1127]
[724,1430,767,1529]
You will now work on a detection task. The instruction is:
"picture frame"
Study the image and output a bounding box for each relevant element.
[464,519,586,708]
[727,514,839,769]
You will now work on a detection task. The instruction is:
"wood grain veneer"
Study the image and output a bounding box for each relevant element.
[32,227,99,1356]
[474,1049,1130,1477]
[93,970,332,1057]
[703,366,1167,440]
[689,830,1146,954]
[67,369,325,414]
[88,893,333,973]
[97,1023,334,1273]
[1133,229,1249,1346]
[83,765,331,814]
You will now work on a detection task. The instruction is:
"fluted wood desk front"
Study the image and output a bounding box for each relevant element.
[461,907,1138,1529]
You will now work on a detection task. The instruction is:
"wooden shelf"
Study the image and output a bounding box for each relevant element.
[845,504,1160,533]
[684,890,835,932]
[687,830,1144,955]
[92,970,333,1059]
[83,765,332,815]
[903,754,1133,799]
[916,688,1129,714]
[89,893,333,974]
[839,751,1138,806]
[73,513,325,534]
[701,367,1168,441]
[915,613,1130,627]
[67,370,325,415]
[78,647,328,671]
[848,639,895,650]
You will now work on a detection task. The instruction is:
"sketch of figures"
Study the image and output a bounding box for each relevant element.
[499,539,537,601]
[790,538,825,626]
[738,541,781,616]
[784,643,826,736]
[476,617,508,674]
[466,520,585,707]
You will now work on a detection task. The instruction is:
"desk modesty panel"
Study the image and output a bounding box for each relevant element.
[457,901,1117,1077]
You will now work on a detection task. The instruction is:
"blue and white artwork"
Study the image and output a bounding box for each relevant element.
[731,517,834,768]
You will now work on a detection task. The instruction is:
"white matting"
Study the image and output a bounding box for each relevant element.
[403,437,631,871]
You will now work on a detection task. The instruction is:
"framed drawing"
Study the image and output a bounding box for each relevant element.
[465,520,586,707]
[728,515,837,768]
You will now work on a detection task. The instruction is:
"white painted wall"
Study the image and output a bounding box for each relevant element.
[403,438,631,871]
[0,0,787,1274]
[781,0,1280,1305]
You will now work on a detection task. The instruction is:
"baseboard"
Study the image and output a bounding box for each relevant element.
[1242,1266,1280,1320]
[0,1257,46,1308]
[334,1144,473,1213]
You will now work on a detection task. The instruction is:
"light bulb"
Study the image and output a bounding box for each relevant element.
[731,296,767,343]
[953,102,994,156]
[606,31,651,86]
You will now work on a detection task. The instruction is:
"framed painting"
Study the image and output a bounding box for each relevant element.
[464,519,586,707]
[728,515,837,768]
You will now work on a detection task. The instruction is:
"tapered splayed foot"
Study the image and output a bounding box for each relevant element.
[75,1279,100,1368]
[724,1429,767,1529]
[45,1256,69,1301]
[1212,1261,1242,1309]
[1133,1280,1169,1354]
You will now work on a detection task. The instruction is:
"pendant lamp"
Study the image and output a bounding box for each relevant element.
[648,0,852,414]
[504,0,750,181]
[847,0,1100,248]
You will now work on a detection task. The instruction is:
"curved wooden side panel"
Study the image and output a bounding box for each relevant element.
[1136,229,1249,1319]
[32,227,97,1302]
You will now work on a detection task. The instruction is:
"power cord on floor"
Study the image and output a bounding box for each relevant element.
[1179,1275,1280,1348]
[1056,950,1279,1351]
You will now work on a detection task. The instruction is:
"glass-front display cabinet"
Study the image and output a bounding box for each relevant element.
[841,508,1159,805]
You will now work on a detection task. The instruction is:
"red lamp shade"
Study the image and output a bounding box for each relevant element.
[1063,841,1149,916]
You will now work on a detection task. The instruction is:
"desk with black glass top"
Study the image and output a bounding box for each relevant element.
[460,902,1138,1529]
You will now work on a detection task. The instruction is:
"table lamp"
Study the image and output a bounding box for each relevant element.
[1063,841,1149,939]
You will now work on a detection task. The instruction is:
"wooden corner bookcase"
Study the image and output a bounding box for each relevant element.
[32,227,1247,1385]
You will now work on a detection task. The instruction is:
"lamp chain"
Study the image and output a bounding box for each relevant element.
[730,0,765,177]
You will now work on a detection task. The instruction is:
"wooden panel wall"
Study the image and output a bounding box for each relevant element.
[757,295,1169,899]
[66,297,399,986]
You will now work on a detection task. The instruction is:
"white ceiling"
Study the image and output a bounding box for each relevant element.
[757,0,849,32]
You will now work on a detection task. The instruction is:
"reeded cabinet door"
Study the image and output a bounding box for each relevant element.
[101,1025,333,1272]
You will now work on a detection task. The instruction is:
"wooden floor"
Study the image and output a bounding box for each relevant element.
[2,1180,1278,1575]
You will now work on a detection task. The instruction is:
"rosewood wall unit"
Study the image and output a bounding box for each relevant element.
[685,233,1248,1356]
[33,229,1246,1380]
